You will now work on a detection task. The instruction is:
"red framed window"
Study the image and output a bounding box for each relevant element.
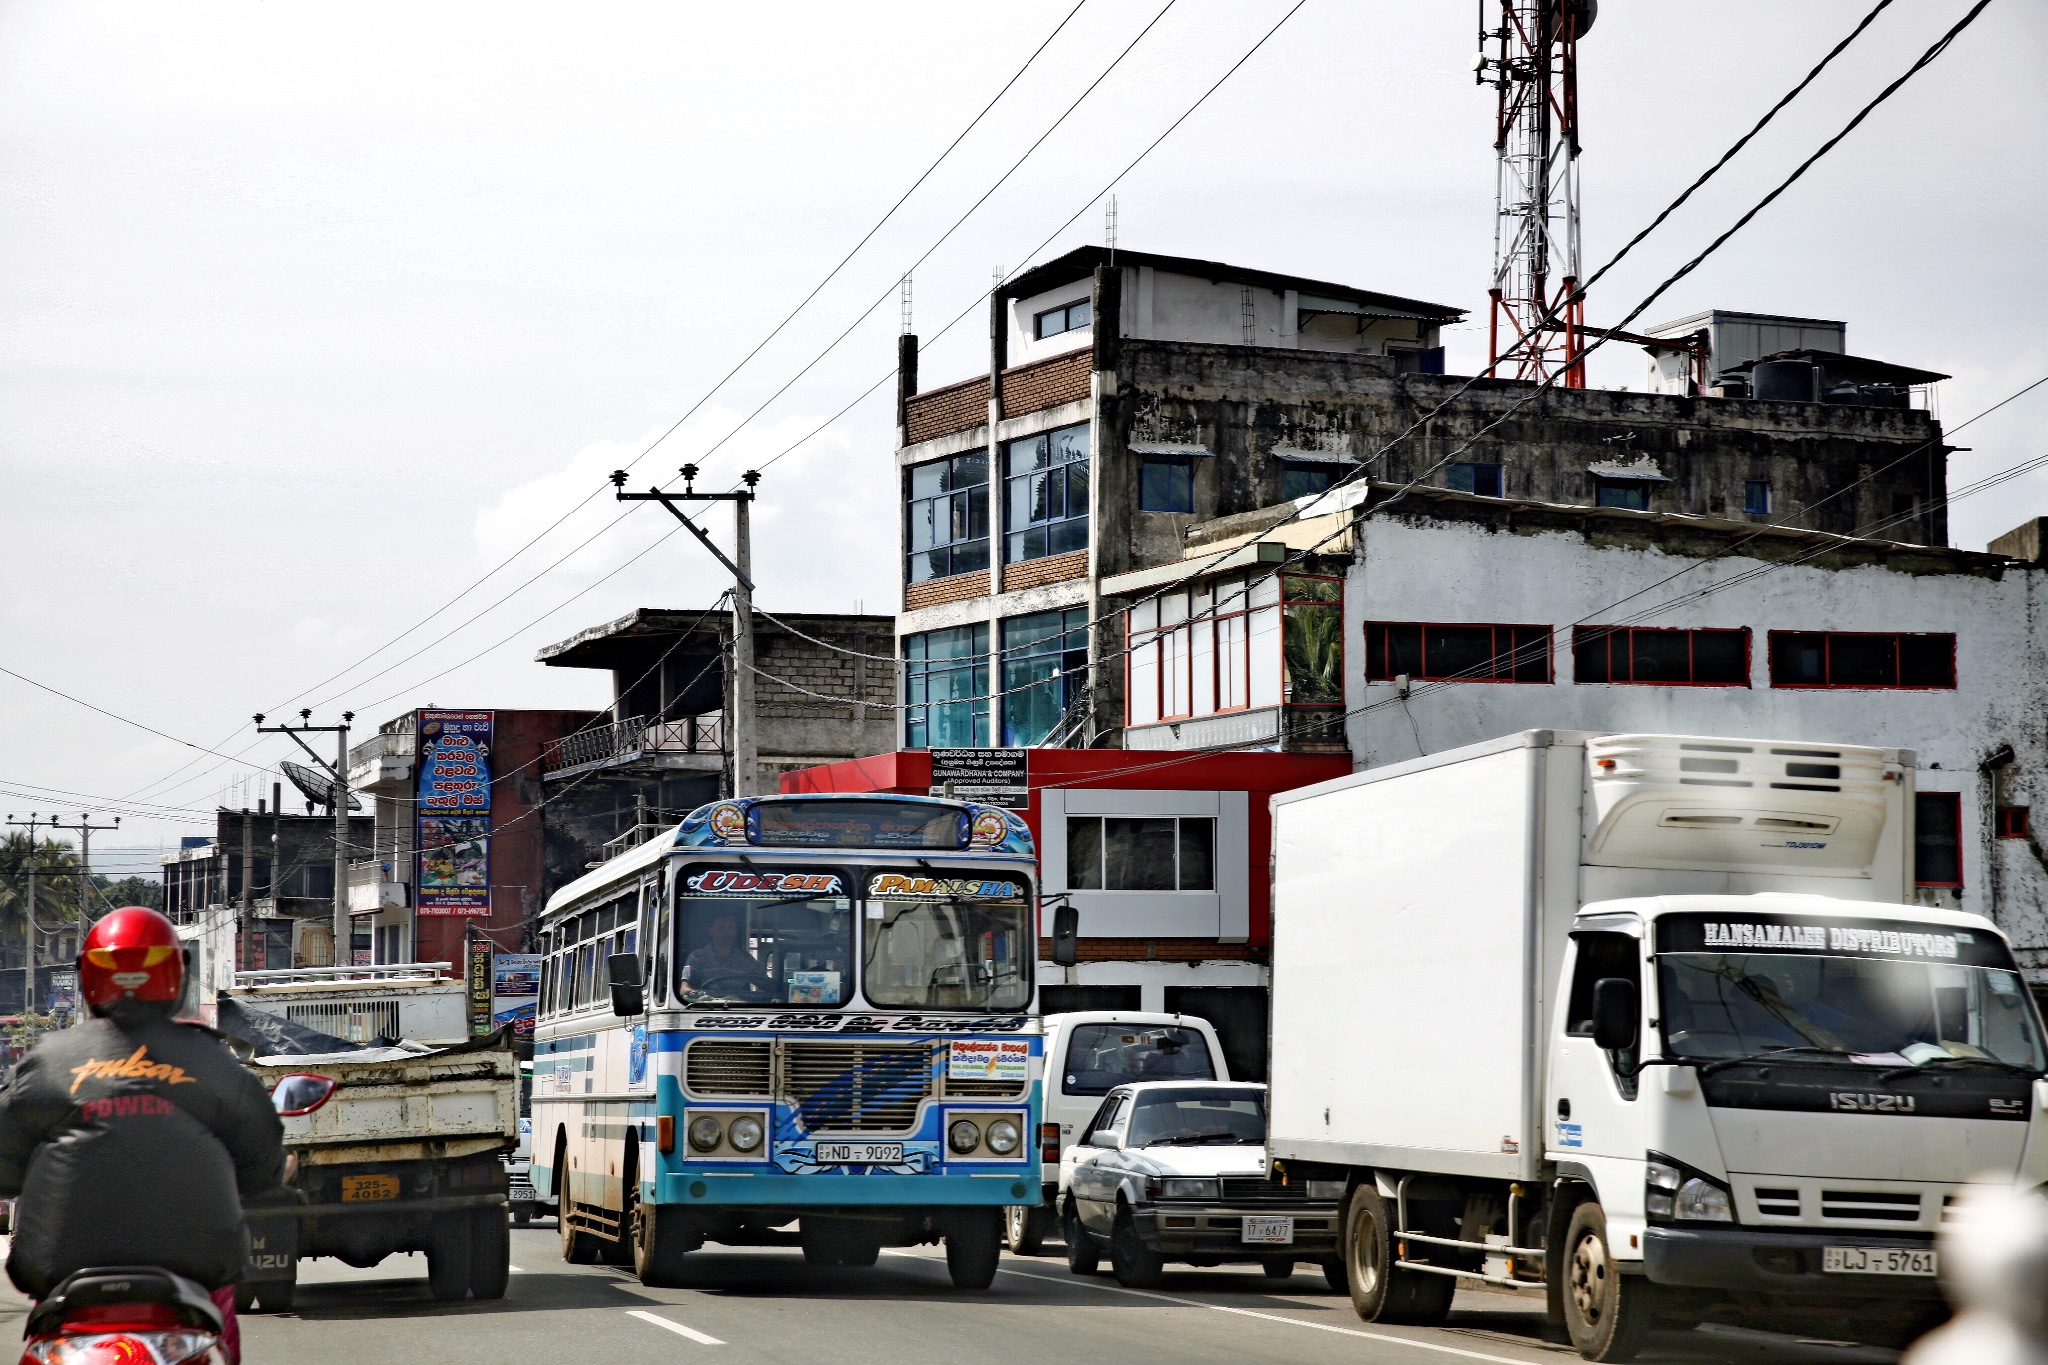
[1997,806,2030,840]
[1767,631,1956,689]
[1915,792,1963,887]
[1572,627,1749,686]
[1365,622,1551,683]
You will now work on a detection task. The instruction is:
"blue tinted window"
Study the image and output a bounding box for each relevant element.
[904,624,988,747]
[1139,457,1193,513]
[1004,423,1090,564]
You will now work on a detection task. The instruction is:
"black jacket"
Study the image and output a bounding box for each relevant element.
[0,1012,285,1296]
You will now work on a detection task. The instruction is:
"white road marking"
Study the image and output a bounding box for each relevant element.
[627,1309,725,1345]
[508,1265,526,1273]
[881,1252,1546,1365]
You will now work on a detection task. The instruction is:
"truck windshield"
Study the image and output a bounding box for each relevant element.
[863,893,1031,1011]
[1659,954,2047,1072]
[1062,1024,1216,1096]
[1126,1088,1264,1148]
[675,873,853,1007]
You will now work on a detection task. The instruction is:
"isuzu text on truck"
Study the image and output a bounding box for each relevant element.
[1266,731,2048,1360]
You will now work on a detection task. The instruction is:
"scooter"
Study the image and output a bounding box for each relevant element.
[18,1266,228,1364]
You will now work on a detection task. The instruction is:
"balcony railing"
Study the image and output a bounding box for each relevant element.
[348,728,416,769]
[347,859,408,913]
[542,713,725,775]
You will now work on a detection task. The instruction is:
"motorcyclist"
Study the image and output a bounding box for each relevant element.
[0,906,284,1357]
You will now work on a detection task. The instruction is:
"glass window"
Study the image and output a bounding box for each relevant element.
[1140,457,1194,513]
[1366,622,1551,683]
[674,872,853,1007]
[1004,423,1090,564]
[1067,816,1215,891]
[1061,1024,1217,1096]
[904,624,989,749]
[1564,930,1641,1097]
[1594,477,1652,511]
[751,800,966,849]
[1000,608,1089,746]
[1744,480,1771,515]
[1282,576,1342,706]
[1768,632,1955,689]
[1282,463,1335,501]
[863,885,1032,1011]
[1447,462,1503,497]
[1573,627,1750,685]
[905,452,989,584]
[1125,1087,1265,1148]
[1035,298,1091,340]
[1916,793,1963,888]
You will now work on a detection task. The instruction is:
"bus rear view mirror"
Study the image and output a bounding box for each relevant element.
[1050,901,1079,967]
[608,952,645,1018]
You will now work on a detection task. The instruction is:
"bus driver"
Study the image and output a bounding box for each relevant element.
[682,910,774,1001]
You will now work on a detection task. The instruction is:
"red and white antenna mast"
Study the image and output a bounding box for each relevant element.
[1477,0,1593,387]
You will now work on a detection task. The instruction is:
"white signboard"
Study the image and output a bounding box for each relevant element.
[948,1038,1029,1083]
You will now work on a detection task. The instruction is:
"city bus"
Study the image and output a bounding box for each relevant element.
[530,792,1041,1288]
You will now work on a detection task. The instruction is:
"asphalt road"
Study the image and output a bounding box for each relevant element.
[0,1223,1908,1365]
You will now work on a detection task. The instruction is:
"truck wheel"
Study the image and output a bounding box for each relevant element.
[1561,1202,1653,1362]
[428,1211,474,1301]
[1063,1202,1099,1276]
[1109,1208,1165,1289]
[945,1208,1002,1290]
[1344,1187,1452,1325]
[469,1206,512,1300]
[1005,1204,1048,1256]
[513,1203,533,1227]
[233,1284,258,1313]
[258,1277,296,1313]
[1262,1258,1296,1280]
[634,1205,693,1288]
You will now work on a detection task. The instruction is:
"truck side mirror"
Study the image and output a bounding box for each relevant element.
[607,952,644,1018]
[1592,977,1639,1052]
[1050,901,1079,967]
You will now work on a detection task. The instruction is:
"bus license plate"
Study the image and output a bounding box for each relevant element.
[509,1185,536,1202]
[1823,1246,1937,1276]
[1242,1216,1294,1245]
[341,1175,400,1203]
[817,1143,902,1165]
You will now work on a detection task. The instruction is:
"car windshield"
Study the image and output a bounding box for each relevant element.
[1062,1024,1216,1096]
[864,890,1031,1011]
[1126,1088,1265,1147]
[1659,953,2048,1071]
[674,869,852,1007]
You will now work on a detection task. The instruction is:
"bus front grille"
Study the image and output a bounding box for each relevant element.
[779,1042,932,1133]
[685,1040,772,1096]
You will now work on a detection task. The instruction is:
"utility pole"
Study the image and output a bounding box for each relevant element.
[611,465,762,796]
[239,804,255,968]
[255,710,355,967]
[49,814,118,925]
[4,813,55,1012]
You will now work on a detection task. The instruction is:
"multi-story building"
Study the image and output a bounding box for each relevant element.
[160,808,375,968]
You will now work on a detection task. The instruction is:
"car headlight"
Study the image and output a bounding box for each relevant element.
[727,1115,764,1153]
[687,1114,724,1153]
[985,1119,1021,1155]
[1305,1180,1347,1200]
[1675,1177,1733,1222]
[1645,1159,1681,1218]
[1156,1178,1220,1200]
[948,1119,982,1154]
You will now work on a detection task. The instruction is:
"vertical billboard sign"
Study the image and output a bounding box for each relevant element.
[416,710,494,917]
[491,952,541,1039]
[467,936,494,1037]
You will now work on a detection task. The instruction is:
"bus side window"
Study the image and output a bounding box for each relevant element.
[649,887,670,1010]
[539,947,553,1017]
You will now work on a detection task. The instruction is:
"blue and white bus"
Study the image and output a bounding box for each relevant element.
[531,792,1041,1288]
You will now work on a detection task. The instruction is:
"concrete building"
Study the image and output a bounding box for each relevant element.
[1108,482,2048,979]
[893,247,1955,756]
[161,809,376,968]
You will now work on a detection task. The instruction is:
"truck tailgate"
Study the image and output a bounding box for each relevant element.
[257,1046,517,1161]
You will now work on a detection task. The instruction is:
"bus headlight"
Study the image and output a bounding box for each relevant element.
[985,1119,1021,1155]
[727,1115,764,1153]
[687,1115,724,1153]
[948,1119,982,1155]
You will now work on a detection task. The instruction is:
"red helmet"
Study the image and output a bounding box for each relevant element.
[79,907,184,1010]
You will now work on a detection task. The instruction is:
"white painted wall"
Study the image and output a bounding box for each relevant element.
[1008,280,1093,366]
[1038,787,1251,940]
[1345,516,2048,969]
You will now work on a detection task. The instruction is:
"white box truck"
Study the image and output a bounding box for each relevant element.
[1267,730,2048,1360]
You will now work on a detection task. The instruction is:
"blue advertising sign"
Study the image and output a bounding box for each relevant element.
[416,710,493,917]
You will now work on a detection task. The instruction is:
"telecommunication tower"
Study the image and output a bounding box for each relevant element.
[1476,0,1594,387]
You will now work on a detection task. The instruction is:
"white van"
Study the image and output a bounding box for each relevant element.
[1005,1010,1230,1254]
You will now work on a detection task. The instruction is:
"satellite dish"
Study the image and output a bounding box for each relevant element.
[280,759,362,812]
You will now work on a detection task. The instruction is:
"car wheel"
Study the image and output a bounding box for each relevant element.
[1321,1257,1348,1294]
[1006,1204,1048,1256]
[1109,1208,1164,1289]
[1562,1202,1653,1362]
[1064,1202,1100,1276]
[1262,1258,1296,1281]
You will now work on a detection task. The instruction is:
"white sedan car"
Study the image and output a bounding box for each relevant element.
[1058,1080,1343,1289]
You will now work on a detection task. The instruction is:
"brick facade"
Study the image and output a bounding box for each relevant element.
[1000,548,1088,594]
[903,569,990,611]
[904,375,988,444]
[999,348,1091,417]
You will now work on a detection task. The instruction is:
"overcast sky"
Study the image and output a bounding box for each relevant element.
[2,0,2042,865]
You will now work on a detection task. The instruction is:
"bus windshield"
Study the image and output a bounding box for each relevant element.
[674,868,853,1007]
[864,882,1032,1012]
